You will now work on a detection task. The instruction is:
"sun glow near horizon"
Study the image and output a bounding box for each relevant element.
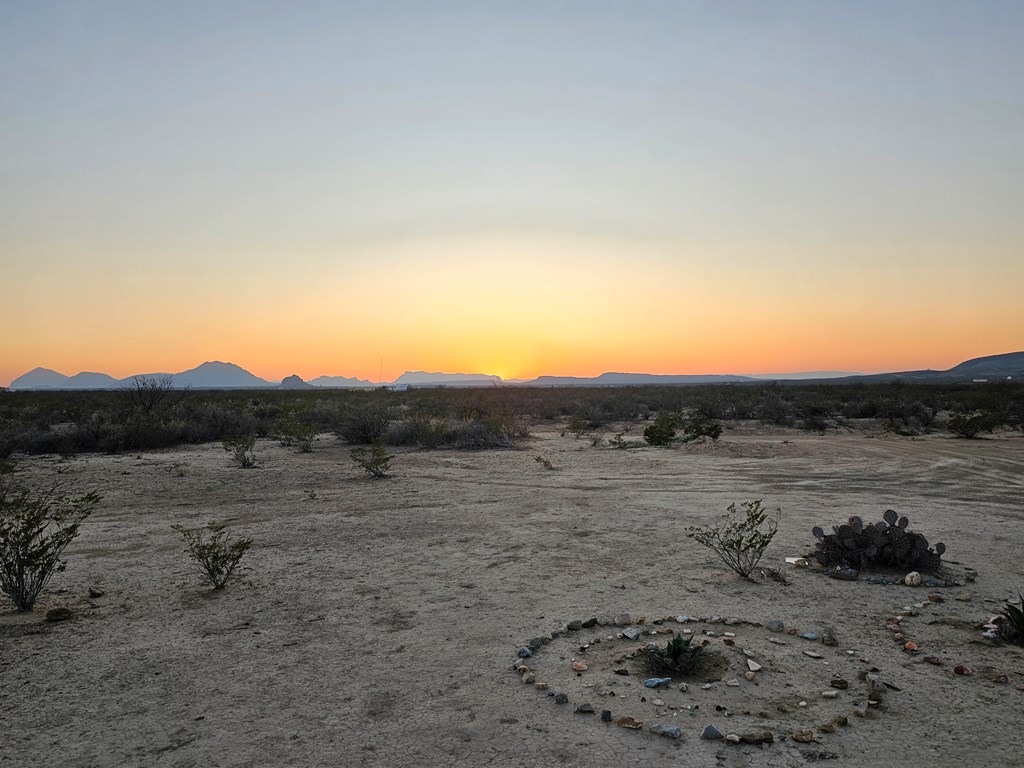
[2,3,1023,387]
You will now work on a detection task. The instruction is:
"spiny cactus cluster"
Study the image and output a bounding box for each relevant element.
[812,510,946,573]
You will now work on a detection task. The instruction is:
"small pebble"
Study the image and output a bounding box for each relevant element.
[575,703,594,714]
[601,710,612,722]
[554,692,569,704]
[701,724,724,740]
[725,734,741,743]
[744,671,756,681]
[821,690,839,699]
[522,672,536,684]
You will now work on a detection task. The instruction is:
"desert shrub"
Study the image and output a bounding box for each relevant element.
[680,416,723,442]
[386,416,450,448]
[997,593,1024,646]
[279,420,317,452]
[534,455,554,470]
[172,522,252,589]
[756,392,795,426]
[122,375,176,417]
[223,435,257,468]
[0,478,100,611]
[350,441,394,477]
[645,633,707,675]
[608,432,645,449]
[811,510,945,572]
[947,410,997,439]
[643,413,680,446]
[687,500,780,580]
[337,401,392,444]
[566,414,592,439]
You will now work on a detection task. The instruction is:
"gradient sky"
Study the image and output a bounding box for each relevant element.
[2,1,1022,385]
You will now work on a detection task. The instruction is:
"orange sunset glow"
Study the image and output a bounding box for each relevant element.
[2,4,1022,386]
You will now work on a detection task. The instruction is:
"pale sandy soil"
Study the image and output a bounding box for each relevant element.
[2,424,1023,767]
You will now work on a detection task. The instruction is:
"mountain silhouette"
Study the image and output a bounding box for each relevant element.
[7,351,1023,390]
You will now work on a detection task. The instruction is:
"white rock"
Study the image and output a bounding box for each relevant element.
[747,660,762,672]
[905,571,922,587]
[822,690,839,698]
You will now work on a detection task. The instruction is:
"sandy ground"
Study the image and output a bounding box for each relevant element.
[2,424,1023,767]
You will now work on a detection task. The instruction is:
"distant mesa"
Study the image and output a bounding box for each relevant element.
[279,374,313,390]
[391,371,502,388]
[310,374,376,388]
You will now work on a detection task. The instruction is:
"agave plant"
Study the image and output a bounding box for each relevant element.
[646,633,705,675]
[998,593,1024,646]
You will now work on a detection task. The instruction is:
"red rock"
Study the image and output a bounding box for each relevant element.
[953,664,972,676]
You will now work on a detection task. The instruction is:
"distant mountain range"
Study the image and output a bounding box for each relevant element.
[6,352,1023,391]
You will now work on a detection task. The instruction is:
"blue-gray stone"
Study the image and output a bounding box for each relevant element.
[623,628,641,641]
[701,724,724,740]
[649,723,682,739]
[643,677,672,688]
[766,620,785,633]
[516,647,533,658]
[800,632,818,641]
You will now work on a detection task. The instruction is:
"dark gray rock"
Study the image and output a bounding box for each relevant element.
[701,724,724,740]
[649,723,682,739]
[766,620,785,633]
[516,647,533,658]
[554,692,569,704]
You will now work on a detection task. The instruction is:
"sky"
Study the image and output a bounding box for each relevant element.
[2,1,1022,386]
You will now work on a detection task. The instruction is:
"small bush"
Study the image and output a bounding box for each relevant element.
[337,402,392,444]
[643,413,679,446]
[279,420,318,452]
[172,522,252,589]
[566,414,592,439]
[0,478,100,611]
[948,410,997,439]
[680,416,723,442]
[608,432,645,449]
[534,455,554,470]
[351,441,394,477]
[223,435,257,468]
[687,500,780,580]
[645,633,707,675]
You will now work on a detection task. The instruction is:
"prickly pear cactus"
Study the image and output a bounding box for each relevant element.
[811,511,945,573]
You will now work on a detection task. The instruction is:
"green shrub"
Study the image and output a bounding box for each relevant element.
[948,410,997,438]
[534,455,554,470]
[172,522,252,589]
[687,499,780,580]
[643,413,680,445]
[223,435,257,468]
[0,478,100,611]
[279,420,318,452]
[680,416,723,441]
[350,441,394,477]
[337,402,392,444]
[566,414,592,439]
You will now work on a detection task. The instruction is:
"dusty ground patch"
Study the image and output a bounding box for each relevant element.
[2,425,1023,767]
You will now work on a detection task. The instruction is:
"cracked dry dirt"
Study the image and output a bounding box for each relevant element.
[2,425,1023,767]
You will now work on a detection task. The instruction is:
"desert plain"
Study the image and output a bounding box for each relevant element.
[2,423,1023,767]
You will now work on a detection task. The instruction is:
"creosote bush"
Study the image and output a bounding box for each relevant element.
[350,441,394,477]
[687,499,780,580]
[172,522,252,589]
[223,435,257,468]
[0,477,100,611]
